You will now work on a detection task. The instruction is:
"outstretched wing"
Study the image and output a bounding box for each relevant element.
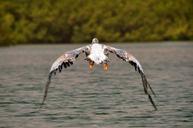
[105,45,157,110]
[42,45,90,104]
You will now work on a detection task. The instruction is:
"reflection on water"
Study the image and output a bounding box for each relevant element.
[0,43,193,128]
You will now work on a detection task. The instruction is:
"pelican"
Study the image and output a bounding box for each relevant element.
[42,38,157,110]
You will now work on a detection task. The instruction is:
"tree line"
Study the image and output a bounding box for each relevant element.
[0,0,193,46]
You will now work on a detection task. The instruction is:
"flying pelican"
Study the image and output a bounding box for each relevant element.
[42,38,157,110]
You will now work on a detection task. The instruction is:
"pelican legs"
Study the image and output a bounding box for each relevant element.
[103,63,109,71]
[89,61,94,70]
[88,61,109,71]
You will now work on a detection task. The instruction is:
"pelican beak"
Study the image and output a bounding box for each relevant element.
[89,61,94,70]
[103,63,109,71]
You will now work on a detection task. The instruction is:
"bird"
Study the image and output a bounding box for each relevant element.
[42,38,157,110]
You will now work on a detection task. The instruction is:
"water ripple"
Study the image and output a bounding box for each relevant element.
[0,43,193,128]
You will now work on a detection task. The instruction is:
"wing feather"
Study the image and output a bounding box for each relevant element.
[42,45,90,104]
[105,45,157,110]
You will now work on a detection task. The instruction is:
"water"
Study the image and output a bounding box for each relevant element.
[0,42,193,128]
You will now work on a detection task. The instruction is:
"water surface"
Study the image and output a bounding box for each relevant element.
[0,42,193,128]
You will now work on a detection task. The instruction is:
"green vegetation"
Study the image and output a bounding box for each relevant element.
[0,0,193,46]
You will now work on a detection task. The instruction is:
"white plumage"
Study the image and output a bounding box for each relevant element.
[88,43,107,64]
[42,38,157,110]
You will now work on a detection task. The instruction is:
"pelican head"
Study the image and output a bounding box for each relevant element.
[92,38,99,44]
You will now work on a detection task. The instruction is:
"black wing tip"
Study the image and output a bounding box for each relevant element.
[41,71,53,105]
[147,82,156,97]
[57,60,74,73]
[140,72,156,96]
[148,94,158,111]
[41,98,46,105]
[129,60,157,110]
[139,71,158,110]
[41,60,74,105]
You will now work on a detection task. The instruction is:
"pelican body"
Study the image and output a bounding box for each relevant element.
[42,38,157,110]
[87,38,109,70]
[88,43,108,64]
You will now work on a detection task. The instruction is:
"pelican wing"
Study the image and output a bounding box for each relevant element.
[42,45,90,104]
[105,46,157,110]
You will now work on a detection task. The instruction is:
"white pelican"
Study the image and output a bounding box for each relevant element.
[42,38,157,110]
